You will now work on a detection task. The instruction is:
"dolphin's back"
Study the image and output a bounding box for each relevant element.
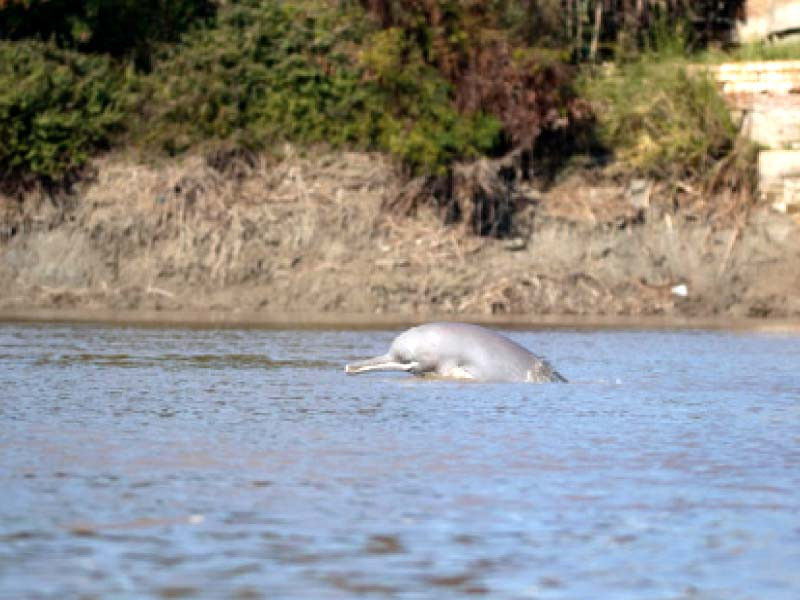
[412,323,565,383]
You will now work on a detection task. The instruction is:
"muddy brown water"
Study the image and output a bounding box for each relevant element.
[1,322,799,598]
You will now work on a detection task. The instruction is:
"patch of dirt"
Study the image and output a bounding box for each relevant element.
[2,147,800,320]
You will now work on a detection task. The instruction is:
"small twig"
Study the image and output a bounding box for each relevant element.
[718,219,743,275]
[146,286,175,299]
[590,0,603,61]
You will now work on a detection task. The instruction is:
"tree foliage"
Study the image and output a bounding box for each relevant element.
[0,40,127,182]
[141,0,504,173]
[0,0,742,188]
[357,1,589,148]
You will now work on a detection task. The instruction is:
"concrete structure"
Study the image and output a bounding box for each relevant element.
[710,61,800,100]
[738,1,800,42]
[703,2,800,211]
[757,150,800,210]
[706,59,800,212]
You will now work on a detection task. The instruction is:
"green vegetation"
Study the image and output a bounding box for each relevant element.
[141,2,503,173]
[358,27,503,173]
[1,0,515,181]
[579,57,737,178]
[139,1,373,154]
[0,40,128,181]
[0,0,764,189]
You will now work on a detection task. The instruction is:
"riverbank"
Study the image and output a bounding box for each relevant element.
[4,307,800,333]
[2,148,800,324]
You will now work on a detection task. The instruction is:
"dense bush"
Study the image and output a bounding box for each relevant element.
[357,1,587,149]
[0,40,128,182]
[0,0,511,181]
[140,1,369,152]
[358,26,503,172]
[0,0,743,187]
[141,0,503,173]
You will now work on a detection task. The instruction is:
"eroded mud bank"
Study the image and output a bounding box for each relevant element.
[2,150,800,323]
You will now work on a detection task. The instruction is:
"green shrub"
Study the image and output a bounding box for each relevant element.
[579,57,736,178]
[139,1,367,151]
[0,40,128,182]
[140,0,502,174]
[360,27,503,173]
[355,2,581,154]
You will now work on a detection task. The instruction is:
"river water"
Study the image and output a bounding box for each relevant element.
[1,322,798,598]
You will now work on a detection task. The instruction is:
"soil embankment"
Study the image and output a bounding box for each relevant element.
[2,149,800,324]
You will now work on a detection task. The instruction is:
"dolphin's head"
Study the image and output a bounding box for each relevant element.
[345,327,437,375]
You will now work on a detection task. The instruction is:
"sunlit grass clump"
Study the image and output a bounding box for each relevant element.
[701,39,800,63]
[578,55,737,178]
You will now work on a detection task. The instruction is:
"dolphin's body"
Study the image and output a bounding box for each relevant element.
[345,322,565,383]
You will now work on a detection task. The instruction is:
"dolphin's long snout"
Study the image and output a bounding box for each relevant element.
[345,354,416,375]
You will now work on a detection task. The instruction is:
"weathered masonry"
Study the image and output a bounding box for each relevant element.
[707,60,800,212]
[737,1,800,42]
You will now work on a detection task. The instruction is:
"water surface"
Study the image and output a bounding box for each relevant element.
[1,323,799,598]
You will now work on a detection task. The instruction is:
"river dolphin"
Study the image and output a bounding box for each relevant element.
[345,322,566,383]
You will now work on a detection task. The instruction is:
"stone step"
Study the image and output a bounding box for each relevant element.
[696,61,800,147]
[742,102,800,147]
[698,61,800,212]
[757,149,800,212]
[701,61,800,109]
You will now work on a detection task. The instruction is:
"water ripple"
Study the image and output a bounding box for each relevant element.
[1,323,799,598]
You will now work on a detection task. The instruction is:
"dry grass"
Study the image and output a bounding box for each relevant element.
[76,146,395,289]
[385,158,518,238]
[541,176,636,224]
[3,142,789,319]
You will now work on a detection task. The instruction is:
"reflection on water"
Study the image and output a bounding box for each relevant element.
[1,323,799,598]
[34,353,333,370]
